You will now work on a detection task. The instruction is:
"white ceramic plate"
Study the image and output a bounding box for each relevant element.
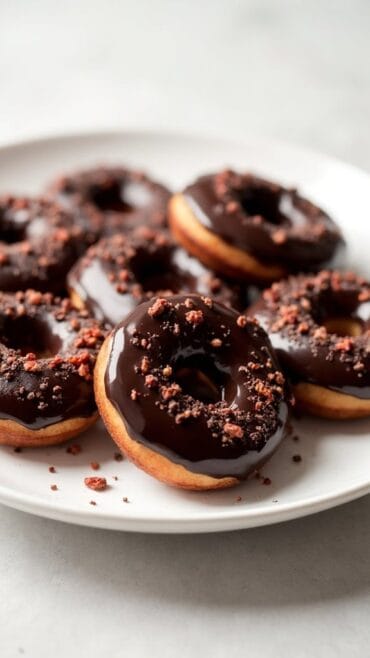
[0,129,369,533]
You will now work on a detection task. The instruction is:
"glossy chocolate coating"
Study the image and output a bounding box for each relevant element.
[47,166,171,238]
[0,196,85,293]
[104,294,288,479]
[0,291,106,429]
[184,171,344,269]
[68,229,248,326]
[250,271,370,399]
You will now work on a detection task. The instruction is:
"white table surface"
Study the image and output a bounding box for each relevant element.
[1,1,370,656]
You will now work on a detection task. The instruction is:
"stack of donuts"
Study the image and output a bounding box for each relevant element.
[0,161,368,491]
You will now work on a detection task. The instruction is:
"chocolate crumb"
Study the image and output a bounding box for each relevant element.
[114,452,123,462]
[84,476,107,491]
[237,315,248,328]
[48,466,56,473]
[148,297,169,318]
[50,484,58,491]
[223,422,244,439]
[185,309,204,325]
[66,444,81,455]
[292,454,302,463]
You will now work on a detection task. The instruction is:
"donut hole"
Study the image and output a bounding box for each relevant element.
[0,316,63,357]
[131,256,175,293]
[91,180,151,213]
[129,250,189,295]
[173,355,235,404]
[238,187,305,227]
[0,214,29,244]
[322,317,362,337]
[238,186,286,225]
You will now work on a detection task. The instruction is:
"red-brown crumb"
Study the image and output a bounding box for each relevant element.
[292,454,302,463]
[114,452,123,462]
[48,466,56,473]
[84,476,107,491]
[50,484,58,491]
[89,500,97,506]
[90,461,100,470]
[237,315,248,328]
[122,497,130,503]
[66,444,81,455]
[262,477,272,485]
[223,422,244,439]
[147,297,169,318]
[272,229,287,244]
[185,309,204,325]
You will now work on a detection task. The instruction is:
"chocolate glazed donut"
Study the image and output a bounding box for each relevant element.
[169,170,344,283]
[47,166,171,239]
[0,290,106,447]
[0,196,85,293]
[95,294,289,490]
[68,227,248,326]
[250,271,370,419]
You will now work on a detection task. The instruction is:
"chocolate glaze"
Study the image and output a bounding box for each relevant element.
[0,290,106,429]
[104,294,288,479]
[68,228,248,326]
[0,196,86,293]
[184,170,344,270]
[47,166,171,239]
[250,271,370,399]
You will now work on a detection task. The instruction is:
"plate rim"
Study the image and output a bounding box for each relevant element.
[0,126,369,533]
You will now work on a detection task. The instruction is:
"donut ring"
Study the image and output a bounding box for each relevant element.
[95,294,288,490]
[250,271,370,419]
[0,196,86,293]
[0,290,106,447]
[68,227,248,326]
[169,170,344,283]
[47,166,171,239]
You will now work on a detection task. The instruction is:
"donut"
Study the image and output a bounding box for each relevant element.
[0,195,85,293]
[47,165,171,239]
[249,271,370,419]
[169,170,344,283]
[0,290,106,447]
[68,227,248,326]
[95,294,289,490]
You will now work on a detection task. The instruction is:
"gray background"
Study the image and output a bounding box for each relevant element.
[0,1,369,656]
